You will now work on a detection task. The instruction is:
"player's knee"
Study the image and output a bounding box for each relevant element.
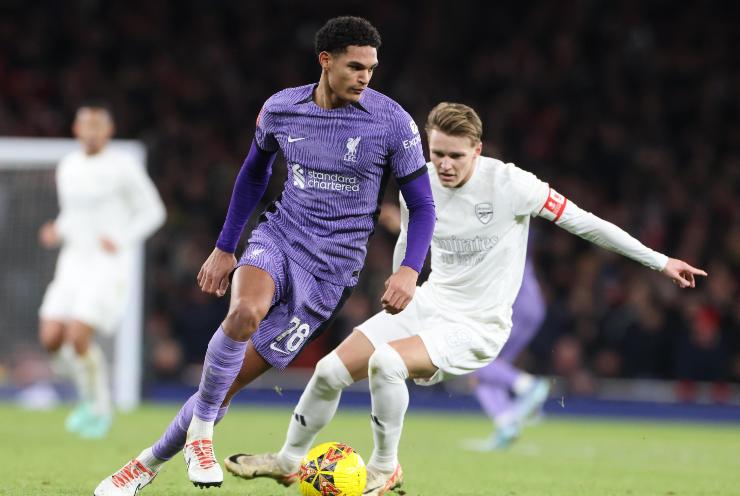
[223,300,267,339]
[68,332,90,355]
[368,344,409,384]
[313,352,354,393]
[39,325,64,353]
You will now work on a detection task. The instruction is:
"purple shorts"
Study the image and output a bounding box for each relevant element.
[235,230,352,369]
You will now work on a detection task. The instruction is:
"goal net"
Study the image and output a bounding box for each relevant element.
[0,137,147,411]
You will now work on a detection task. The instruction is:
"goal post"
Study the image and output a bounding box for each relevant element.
[0,137,147,411]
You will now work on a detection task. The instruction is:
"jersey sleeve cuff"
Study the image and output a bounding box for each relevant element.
[396,165,428,185]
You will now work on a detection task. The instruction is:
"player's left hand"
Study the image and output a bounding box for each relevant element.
[381,265,419,314]
[99,236,118,254]
[661,258,707,288]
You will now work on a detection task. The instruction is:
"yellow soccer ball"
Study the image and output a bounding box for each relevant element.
[298,441,367,496]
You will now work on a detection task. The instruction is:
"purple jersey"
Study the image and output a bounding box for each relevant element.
[253,84,425,286]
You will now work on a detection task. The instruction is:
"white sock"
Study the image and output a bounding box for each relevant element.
[70,347,93,405]
[277,351,354,473]
[367,344,409,473]
[512,373,535,396]
[187,415,214,442]
[50,343,75,378]
[137,447,165,471]
[84,342,112,416]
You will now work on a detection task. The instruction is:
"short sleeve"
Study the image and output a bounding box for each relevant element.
[507,164,550,217]
[254,99,279,153]
[386,106,426,183]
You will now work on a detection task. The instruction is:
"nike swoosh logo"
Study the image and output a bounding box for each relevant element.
[269,343,291,355]
[287,136,307,143]
[251,248,264,257]
[134,483,142,495]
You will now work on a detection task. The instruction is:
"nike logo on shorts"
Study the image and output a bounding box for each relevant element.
[269,343,291,355]
[287,136,307,143]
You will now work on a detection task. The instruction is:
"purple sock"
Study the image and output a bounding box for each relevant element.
[474,361,522,421]
[476,360,520,389]
[152,394,231,461]
[475,382,513,418]
[194,327,247,422]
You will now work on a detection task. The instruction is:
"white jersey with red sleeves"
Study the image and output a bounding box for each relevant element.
[398,156,549,327]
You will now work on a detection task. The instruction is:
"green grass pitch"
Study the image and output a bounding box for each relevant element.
[1,403,739,495]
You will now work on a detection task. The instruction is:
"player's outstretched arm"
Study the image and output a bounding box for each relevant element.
[661,258,707,288]
[543,191,707,287]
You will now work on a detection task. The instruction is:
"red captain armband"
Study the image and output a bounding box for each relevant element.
[538,188,568,222]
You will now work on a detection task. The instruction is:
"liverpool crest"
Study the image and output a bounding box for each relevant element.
[343,136,361,162]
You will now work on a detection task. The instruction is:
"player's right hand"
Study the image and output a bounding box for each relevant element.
[661,258,707,288]
[198,247,237,297]
[38,221,60,248]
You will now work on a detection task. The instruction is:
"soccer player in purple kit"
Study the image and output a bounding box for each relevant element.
[93,16,435,496]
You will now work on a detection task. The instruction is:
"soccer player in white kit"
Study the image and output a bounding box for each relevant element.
[38,103,166,438]
[225,102,706,495]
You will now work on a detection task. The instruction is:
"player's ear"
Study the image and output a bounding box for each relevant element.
[474,140,483,158]
[319,51,331,70]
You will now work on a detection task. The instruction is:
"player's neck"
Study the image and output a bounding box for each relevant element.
[314,77,350,109]
[83,145,106,156]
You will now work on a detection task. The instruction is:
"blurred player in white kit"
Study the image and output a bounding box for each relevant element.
[38,102,166,438]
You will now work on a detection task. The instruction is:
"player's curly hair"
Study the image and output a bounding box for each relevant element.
[315,16,382,55]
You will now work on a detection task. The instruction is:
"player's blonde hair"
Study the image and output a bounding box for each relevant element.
[425,102,483,145]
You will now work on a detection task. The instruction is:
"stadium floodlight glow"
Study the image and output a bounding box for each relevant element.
[0,137,146,411]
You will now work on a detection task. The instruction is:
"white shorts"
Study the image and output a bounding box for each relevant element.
[357,284,511,386]
[39,247,130,335]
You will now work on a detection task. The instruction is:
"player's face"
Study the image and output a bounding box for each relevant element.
[73,108,114,155]
[428,129,482,188]
[323,45,378,103]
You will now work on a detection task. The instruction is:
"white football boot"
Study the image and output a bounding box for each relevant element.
[363,464,404,495]
[184,417,223,488]
[93,449,159,495]
[224,452,298,486]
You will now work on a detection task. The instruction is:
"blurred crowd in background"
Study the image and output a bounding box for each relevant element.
[1,0,738,396]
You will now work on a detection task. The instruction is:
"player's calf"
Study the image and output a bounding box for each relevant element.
[224,452,299,486]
